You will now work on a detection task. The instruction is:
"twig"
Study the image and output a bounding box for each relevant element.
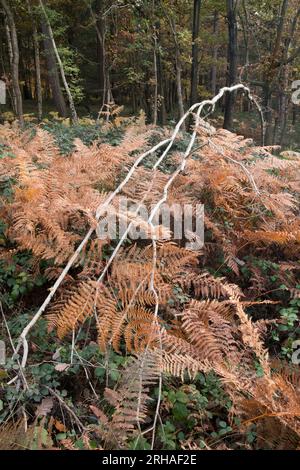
[74,349,99,400]
[0,302,28,389]
[44,386,86,432]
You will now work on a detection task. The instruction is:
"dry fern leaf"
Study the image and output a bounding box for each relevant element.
[244,230,293,245]
[48,280,99,338]
[0,419,27,450]
[160,348,210,380]
[181,299,239,364]
[177,272,243,300]
[93,353,160,448]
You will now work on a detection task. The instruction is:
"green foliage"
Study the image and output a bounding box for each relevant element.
[0,250,46,307]
[169,285,190,306]
[42,121,125,154]
[273,292,300,360]
[0,143,15,160]
[58,46,84,104]
[146,372,232,450]
[0,334,128,426]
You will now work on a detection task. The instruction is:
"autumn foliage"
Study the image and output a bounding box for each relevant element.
[0,117,300,450]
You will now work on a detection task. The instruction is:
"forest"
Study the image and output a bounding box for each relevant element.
[0,0,300,455]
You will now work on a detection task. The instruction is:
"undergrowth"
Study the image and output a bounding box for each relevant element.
[0,116,300,450]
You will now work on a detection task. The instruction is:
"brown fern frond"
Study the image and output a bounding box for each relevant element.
[92,353,160,449]
[0,419,27,450]
[181,299,239,364]
[160,349,209,380]
[177,272,243,300]
[244,230,292,245]
[48,281,98,338]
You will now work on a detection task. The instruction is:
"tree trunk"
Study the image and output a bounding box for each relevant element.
[168,14,185,128]
[223,0,238,131]
[21,54,33,100]
[279,6,299,144]
[155,22,166,126]
[41,21,67,118]
[89,1,114,120]
[211,10,219,96]
[27,0,42,121]
[1,0,24,126]
[39,0,78,123]
[292,104,297,126]
[190,0,201,107]
[278,62,289,146]
[239,0,250,111]
[153,29,158,126]
[33,26,43,121]
[95,0,106,107]
[263,82,273,145]
[262,0,289,144]
[4,20,16,112]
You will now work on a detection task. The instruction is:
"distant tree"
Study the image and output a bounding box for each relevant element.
[26,0,43,121]
[1,0,24,126]
[223,0,238,131]
[39,0,78,123]
[190,0,201,107]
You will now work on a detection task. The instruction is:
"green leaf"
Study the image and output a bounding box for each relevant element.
[95,367,106,378]
[173,402,189,421]
[109,369,120,381]
[176,391,189,404]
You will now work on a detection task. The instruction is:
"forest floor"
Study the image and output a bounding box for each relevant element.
[0,112,300,450]
[1,100,300,151]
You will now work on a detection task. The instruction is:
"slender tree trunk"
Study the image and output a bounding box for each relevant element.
[271,0,289,64]
[4,21,16,112]
[41,21,67,117]
[279,7,300,144]
[21,55,33,100]
[190,0,201,107]
[1,0,24,126]
[263,83,273,145]
[239,0,250,111]
[27,0,42,121]
[89,1,114,120]
[39,0,78,123]
[157,53,166,126]
[223,0,238,131]
[155,21,166,126]
[95,0,106,108]
[263,0,289,144]
[211,10,219,96]
[292,104,297,126]
[278,62,289,146]
[153,29,158,126]
[175,50,185,125]
[144,69,152,122]
[168,14,185,128]
[33,26,43,121]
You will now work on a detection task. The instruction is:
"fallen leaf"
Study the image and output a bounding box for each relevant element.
[36,397,54,417]
[55,363,70,372]
[89,405,108,423]
[54,419,67,432]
